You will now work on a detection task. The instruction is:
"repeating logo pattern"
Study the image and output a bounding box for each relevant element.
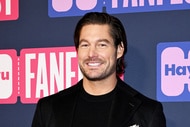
[48,0,190,17]
[0,47,83,104]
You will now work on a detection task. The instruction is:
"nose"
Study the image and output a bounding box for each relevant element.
[88,46,98,58]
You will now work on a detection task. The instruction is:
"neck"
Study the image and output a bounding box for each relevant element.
[82,75,117,96]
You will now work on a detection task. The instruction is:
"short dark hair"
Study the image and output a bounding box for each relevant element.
[74,12,127,76]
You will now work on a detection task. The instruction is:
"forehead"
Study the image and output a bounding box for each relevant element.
[80,24,112,38]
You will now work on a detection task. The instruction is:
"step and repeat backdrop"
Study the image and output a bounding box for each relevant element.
[0,0,190,126]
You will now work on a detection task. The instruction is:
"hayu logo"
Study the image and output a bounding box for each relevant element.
[0,50,17,104]
[48,0,190,17]
[0,55,12,98]
[157,42,190,102]
[0,0,19,21]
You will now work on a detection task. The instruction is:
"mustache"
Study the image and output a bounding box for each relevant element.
[84,57,103,62]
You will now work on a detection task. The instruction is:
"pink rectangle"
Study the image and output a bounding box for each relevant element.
[0,0,19,21]
[19,46,80,103]
[0,49,17,104]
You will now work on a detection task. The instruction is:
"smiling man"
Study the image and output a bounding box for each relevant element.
[32,12,166,127]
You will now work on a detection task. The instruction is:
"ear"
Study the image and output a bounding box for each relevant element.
[117,42,124,59]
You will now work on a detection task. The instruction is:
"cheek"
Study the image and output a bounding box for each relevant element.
[78,55,84,63]
[105,52,117,62]
[77,50,85,58]
[77,51,87,65]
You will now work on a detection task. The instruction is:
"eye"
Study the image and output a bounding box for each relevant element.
[79,42,89,48]
[97,42,108,48]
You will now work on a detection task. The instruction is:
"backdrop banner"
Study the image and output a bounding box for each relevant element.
[0,0,190,126]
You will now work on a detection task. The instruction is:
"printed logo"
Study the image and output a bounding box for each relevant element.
[48,0,190,17]
[157,42,190,102]
[19,47,83,103]
[0,50,17,104]
[0,46,83,104]
[0,0,19,21]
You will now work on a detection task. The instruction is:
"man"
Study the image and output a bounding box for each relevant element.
[32,12,166,127]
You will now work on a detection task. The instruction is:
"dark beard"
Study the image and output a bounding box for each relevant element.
[79,65,116,81]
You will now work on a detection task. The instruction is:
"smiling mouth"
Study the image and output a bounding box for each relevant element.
[88,62,101,67]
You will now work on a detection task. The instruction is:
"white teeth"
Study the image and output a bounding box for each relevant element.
[88,63,100,66]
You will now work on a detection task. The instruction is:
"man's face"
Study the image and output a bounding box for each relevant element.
[77,24,122,81]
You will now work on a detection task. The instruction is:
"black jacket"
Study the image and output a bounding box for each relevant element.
[32,78,166,127]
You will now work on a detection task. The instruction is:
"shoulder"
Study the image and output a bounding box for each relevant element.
[32,81,83,126]
[37,80,82,105]
[117,77,163,111]
[117,78,166,125]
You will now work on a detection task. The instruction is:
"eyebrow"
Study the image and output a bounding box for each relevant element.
[79,38,112,44]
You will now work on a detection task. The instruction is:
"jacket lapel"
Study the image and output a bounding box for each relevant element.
[108,78,142,127]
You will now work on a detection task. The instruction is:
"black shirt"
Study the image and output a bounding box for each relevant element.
[72,86,116,127]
